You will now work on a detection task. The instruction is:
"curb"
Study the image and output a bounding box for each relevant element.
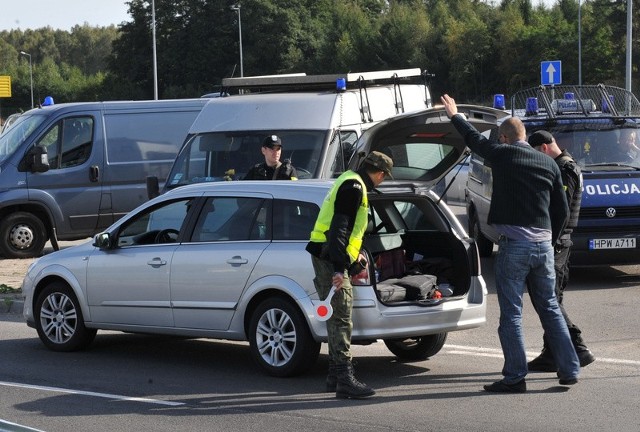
[1,297,24,314]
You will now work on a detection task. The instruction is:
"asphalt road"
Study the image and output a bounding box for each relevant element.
[1,206,639,431]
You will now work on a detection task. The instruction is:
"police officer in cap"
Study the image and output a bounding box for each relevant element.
[527,130,595,371]
[243,135,298,180]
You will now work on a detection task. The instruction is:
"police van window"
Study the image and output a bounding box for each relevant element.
[543,126,640,169]
[36,116,93,169]
[330,130,359,177]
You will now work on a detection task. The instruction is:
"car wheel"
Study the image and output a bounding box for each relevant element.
[34,281,96,352]
[383,333,448,361]
[469,212,494,257]
[249,297,321,377]
[0,211,48,259]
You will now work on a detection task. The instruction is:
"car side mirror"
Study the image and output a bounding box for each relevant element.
[147,176,160,199]
[19,145,50,173]
[93,232,112,249]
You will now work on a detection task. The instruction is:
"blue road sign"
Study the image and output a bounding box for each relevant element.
[541,60,562,86]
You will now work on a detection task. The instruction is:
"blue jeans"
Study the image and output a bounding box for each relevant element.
[495,237,579,383]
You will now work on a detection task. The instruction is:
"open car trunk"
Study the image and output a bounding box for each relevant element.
[362,191,475,306]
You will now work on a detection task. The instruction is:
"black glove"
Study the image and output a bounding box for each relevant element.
[348,257,367,276]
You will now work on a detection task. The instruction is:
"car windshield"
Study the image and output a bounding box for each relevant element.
[165,130,328,188]
[0,112,47,164]
[532,123,640,170]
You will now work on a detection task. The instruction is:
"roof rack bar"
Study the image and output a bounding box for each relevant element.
[221,68,423,90]
[597,83,619,116]
[536,85,556,119]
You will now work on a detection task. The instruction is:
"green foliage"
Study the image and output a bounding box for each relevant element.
[0,284,20,294]
[0,0,639,117]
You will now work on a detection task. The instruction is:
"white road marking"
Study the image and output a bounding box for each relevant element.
[0,419,45,431]
[0,381,184,406]
[445,344,640,367]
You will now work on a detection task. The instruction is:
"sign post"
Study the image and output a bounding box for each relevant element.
[0,76,12,127]
[541,61,562,86]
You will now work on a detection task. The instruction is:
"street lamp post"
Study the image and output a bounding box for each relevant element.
[625,0,632,93]
[231,4,244,77]
[152,0,158,100]
[578,0,582,86]
[19,51,34,109]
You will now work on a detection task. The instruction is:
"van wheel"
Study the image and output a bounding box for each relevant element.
[383,333,448,361]
[34,281,97,352]
[469,213,493,257]
[248,298,320,377]
[0,212,48,259]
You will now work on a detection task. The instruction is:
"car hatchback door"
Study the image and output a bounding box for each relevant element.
[349,105,508,187]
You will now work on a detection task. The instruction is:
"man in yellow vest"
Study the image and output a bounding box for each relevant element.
[306,151,393,399]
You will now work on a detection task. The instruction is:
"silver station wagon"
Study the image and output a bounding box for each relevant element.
[22,106,501,377]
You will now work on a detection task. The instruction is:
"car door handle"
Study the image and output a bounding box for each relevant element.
[226,256,248,266]
[468,176,483,185]
[147,257,167,267]
[90,165,99,182]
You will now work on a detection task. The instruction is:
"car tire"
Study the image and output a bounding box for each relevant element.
[34,281,97,352]
[0,211,48,259]
[248,297,321,377]
[469,212,494,257]
[383,333,448,361]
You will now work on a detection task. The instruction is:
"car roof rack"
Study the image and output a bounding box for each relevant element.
[510,84,640,119]
[221,68,427,93]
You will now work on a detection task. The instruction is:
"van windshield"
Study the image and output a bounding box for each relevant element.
[533,122,640,170]
[0,112,47,164]
[165,130,328,189]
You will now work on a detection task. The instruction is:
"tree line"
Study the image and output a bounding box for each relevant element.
[0,0,637,119]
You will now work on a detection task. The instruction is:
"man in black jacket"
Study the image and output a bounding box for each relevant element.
[441,94,579,393]
[243,135,298,180]
[527,130,595,371]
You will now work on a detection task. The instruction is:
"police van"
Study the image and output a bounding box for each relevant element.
[147,68,433,197]
[465,84,640,265]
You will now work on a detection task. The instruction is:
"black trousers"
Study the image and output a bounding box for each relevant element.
[528,243,588,352]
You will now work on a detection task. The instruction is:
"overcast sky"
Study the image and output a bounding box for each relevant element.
[0,0,559,32]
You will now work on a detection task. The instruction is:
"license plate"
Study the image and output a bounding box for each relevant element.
[589,238,636,250]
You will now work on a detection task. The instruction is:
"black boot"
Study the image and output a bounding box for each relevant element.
[326,360,337,392]
[570,328,596,367]
[335,362,375,399]
[527,348,557,372]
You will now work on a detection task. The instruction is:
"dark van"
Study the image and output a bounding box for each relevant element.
[0,99,208,258]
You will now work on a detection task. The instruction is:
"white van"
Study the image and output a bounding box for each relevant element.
[0,99,208,258]
[149,68,432,196]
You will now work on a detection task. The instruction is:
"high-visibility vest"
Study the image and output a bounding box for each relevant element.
[310,170,368,263]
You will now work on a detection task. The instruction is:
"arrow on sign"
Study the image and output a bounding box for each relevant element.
[545,63,556,84]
